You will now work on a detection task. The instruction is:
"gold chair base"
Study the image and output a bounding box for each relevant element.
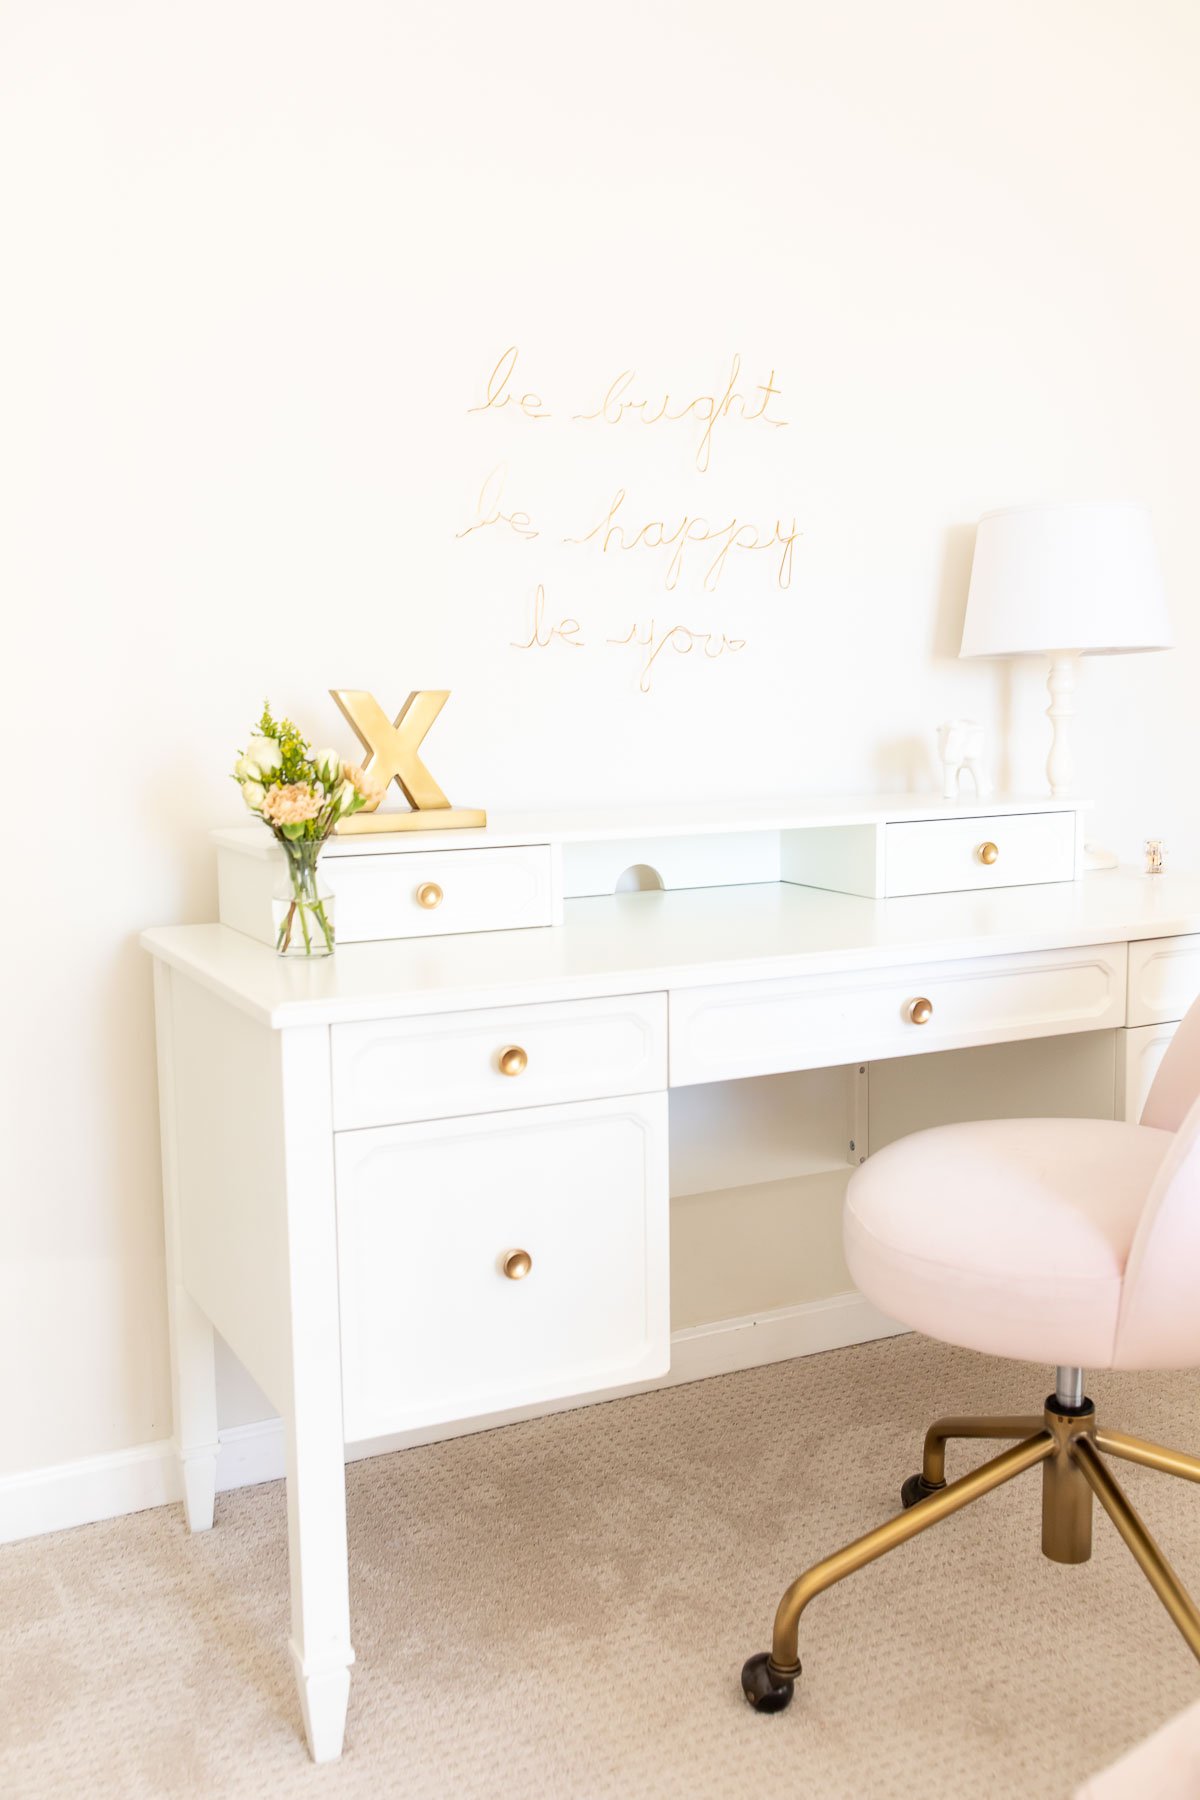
[743,1394,1200,1713]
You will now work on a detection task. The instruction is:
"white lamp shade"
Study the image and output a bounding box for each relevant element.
[960,500,1171,658]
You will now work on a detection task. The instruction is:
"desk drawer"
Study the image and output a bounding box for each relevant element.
[885,812,1076,896]
[1128,935,1200,1027]
[670,942,1127,1085]
[327,844,553,943]
[218,840,555,946]
[334,1094,670,1438]
[331,992,667,1130]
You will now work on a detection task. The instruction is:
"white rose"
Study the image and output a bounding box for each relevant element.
[246,736,283,774]
[234,756,261,782]
[241,780,267,813]
[313,747,341,787]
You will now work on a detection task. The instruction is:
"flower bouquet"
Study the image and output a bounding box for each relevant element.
[232,703,380,956]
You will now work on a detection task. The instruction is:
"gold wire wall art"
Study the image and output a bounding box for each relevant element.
[456,343,801,693]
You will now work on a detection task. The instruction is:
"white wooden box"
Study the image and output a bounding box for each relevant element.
[216,827,555,945]
[780,801,1083,898]
[883,809,1076,896]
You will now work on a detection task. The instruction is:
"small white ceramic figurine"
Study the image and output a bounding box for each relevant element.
[937,719,992,802]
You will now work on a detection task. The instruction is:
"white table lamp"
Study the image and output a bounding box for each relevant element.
[960,500,1171,797]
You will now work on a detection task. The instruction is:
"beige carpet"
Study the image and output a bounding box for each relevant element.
[3,1336,1200,1799]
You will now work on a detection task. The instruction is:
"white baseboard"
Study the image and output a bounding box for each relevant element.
[0,1291,905,1545]
[0,1439,181,1546]
[215,1416,285,1493]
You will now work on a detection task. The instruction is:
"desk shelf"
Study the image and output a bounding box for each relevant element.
[214,792,1086,947]
[668,1032,1120,1339]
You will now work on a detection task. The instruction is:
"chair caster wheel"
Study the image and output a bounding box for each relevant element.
[741,1651,796,1713]
[900,1473,945,1510]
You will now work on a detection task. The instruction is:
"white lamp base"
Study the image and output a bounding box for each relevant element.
[1045,652,1079,799]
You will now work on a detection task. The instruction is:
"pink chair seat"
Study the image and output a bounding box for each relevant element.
[845,1118,1175,1368]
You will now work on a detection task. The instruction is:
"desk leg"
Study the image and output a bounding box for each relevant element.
[285,1396,354,1762]
[172,1295,219,1533]
[280,1024,354,1762]
[153,961,219,1532]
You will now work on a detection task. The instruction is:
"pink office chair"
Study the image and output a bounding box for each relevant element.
[742,995,1200,1714]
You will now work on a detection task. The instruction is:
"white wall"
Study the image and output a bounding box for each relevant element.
[2,0,1198,1476]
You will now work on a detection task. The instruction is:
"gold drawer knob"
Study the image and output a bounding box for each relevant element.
[977,841,1000,865]
[498,1045,528,1078]
[502,1249,532,1281]
[415,881,443,910]
[908,997,934,1025]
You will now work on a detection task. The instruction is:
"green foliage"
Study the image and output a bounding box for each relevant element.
[255,700,315,786]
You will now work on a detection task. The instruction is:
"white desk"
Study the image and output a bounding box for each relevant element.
[143,859,1200,1761]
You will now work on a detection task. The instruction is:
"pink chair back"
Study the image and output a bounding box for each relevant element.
[1115,995,1200,1367]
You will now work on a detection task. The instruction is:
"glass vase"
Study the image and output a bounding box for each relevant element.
[272,839,336,957]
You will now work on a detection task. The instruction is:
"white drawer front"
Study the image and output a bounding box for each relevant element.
[328,844,553,943]
[1116,1022,1178,1123]
[670,942,1128,1086]
[884,812,1076,897]
[335,1094,670,1438]
[331,992,667,1130]
[1127,935,1200,1027]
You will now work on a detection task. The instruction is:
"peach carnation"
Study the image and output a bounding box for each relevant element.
[261,783,322,826]
[342,761,384,803]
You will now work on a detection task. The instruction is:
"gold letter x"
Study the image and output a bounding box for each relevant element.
[330,689,452,813]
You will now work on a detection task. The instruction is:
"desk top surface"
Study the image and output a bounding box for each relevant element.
[143,869,1200,1029]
